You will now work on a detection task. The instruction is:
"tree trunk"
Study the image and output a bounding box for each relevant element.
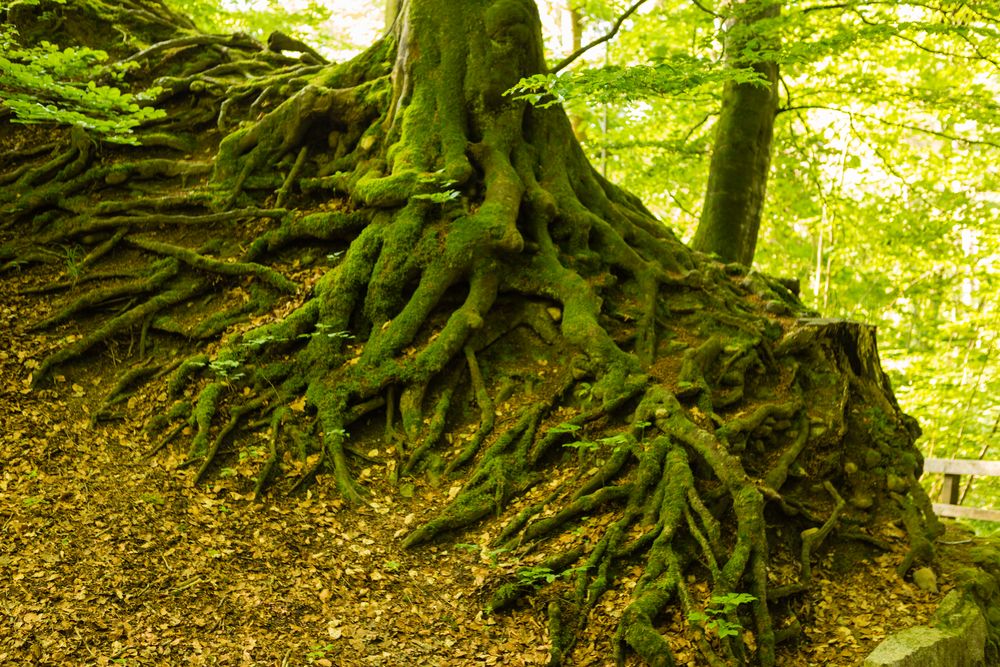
[0,1,937,665]
[692,0,780,266]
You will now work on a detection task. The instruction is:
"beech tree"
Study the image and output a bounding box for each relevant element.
[691,0,780,266]
[0,0,942,664]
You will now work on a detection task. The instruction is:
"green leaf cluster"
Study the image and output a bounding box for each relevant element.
[508,56,769,108]
[0,26,165,143]
[688,593,757,639]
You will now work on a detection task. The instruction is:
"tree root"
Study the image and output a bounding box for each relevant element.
[4,8,936,666]
[125,236,297,293]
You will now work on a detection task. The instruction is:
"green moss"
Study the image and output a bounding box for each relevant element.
[189,382,223,458]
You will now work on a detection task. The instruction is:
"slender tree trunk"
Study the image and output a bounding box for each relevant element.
[692,0,779,265]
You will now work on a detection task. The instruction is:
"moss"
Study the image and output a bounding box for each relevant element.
[188,382,223,458]
[956,567,1000,601]
[971,546,1000,572]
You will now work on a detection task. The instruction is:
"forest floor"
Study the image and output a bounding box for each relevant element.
[0,260,973,666]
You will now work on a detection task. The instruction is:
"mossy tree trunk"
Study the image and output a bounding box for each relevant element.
[0,0,940,665]
[692,0,780,266]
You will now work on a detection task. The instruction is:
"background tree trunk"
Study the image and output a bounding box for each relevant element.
[692,0,780,265]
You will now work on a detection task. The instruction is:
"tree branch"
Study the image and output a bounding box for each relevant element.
[690,0,722,18]
[800,3,852,14]
[549,0,649,74]
[776,104,1000,149]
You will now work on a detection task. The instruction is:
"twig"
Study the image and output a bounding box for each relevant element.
[550,0,650,74]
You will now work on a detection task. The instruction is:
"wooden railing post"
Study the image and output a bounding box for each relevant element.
[923,458,1000,522]
[940,473,961,505]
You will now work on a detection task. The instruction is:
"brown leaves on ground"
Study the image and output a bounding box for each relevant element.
[0,267,948,666]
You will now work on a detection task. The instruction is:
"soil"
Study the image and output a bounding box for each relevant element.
[0,258,971,666]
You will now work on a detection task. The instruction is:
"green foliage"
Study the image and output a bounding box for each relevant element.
[532,0,998,517]
[562,438,599,453]
[168,0,329,37]
[206,359,244,380]
[515,564,587,587]
[412,189,460,203]
[304,643,335,663]
[688,593,757,639]
[508,57,769,108]
[0,26,164,143]
[165,0,377,60]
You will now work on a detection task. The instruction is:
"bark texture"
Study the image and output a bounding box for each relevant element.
[692,0,780,266]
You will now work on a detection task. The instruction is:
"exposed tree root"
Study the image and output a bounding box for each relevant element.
[1,2,937,665]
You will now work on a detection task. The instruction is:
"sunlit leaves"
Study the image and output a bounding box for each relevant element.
[508,56,769,108]
[0,28,165,143]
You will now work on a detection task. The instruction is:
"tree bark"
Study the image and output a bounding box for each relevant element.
[692,0,780,266]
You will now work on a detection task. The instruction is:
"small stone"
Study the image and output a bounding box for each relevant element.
[546,307,562,321]
[864,448,882,468]
[913,567,938,593]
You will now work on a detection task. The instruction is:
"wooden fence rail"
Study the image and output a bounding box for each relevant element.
[923,457,1000,522]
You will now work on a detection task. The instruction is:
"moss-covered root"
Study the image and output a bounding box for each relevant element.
[487,549,585,615]
[254,407,289,501]
[770,484,848,601]
[308,379,366,505]
[616,582,679,667]
[893,491,937,577]
[91,360,170,423]
[613,439,692,666]
[31,279,206,387]
[652,387,777,665]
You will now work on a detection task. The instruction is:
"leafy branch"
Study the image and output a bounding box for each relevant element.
[508,56,769,109]
[549,0,650,74]
[0,27,164,143]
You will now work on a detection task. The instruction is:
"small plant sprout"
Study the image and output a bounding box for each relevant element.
[516,566,557,586]
[297,323,354,340]
[688,592,757,639]
[487,546,509,566]
[516,565,588,588]
[599,432,630,453]
[562,438,599,453]
[207,358,244,380]
[241,332,286,349]
[305,643,335,663]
